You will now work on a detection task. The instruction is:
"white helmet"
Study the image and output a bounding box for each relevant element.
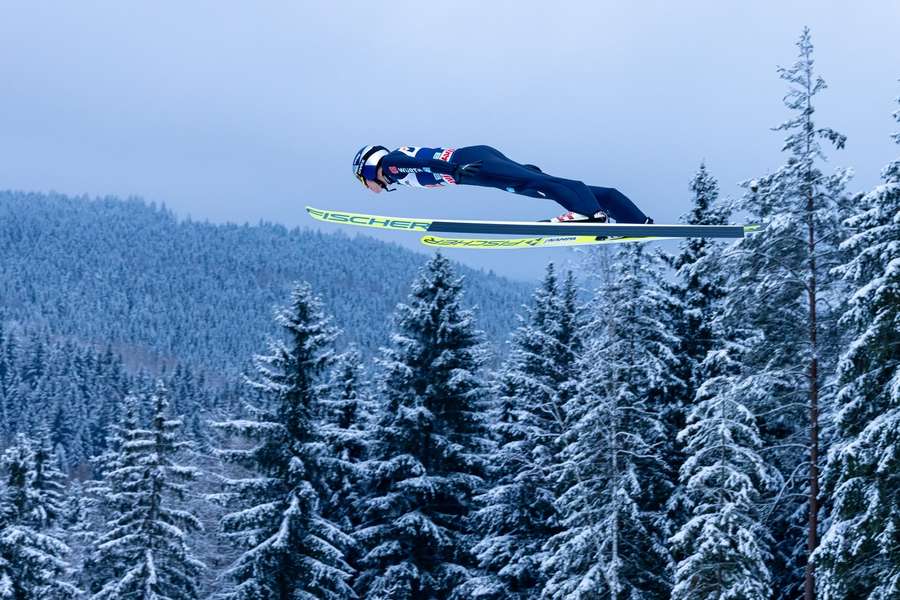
[352,145,389,187]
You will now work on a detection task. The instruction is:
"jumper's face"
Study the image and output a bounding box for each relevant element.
[365,179,382,193]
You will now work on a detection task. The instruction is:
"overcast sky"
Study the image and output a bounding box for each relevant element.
[1,1,898,280]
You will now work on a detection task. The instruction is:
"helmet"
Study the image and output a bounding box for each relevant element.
[353,145,389,187]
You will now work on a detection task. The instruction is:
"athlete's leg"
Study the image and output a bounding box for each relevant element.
[588,186,648,223]
[452,146,553,188]
[452,146,604,216]
[451,145,510,163]
[520,177,603,216]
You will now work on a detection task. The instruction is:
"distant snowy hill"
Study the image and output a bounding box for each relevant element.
[0,191,530,375]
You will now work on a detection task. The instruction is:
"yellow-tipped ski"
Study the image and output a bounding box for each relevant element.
[420,225,760,249]
[420,234,668,249]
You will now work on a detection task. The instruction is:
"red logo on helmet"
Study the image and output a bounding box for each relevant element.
[389,166,399,174]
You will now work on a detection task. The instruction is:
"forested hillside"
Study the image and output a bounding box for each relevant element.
[0,191,529,375]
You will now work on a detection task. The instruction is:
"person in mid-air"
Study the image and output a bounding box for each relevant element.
[352,144,652,224]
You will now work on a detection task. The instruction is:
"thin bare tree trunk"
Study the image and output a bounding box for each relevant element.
[804,160,820,600]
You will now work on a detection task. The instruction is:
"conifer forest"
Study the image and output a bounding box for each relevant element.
[0,28,898,600]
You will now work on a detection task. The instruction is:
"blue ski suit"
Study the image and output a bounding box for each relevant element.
[379,145,648,223]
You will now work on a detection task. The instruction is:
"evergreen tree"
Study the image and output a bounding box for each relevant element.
[2,374,25,450]
[0,323,7,388]
[22,335,45,385]
[82,394,164,595]
[214,282,355,600]
[0,434,78,599]
[0,327,8,446]
[665,163,732,546]
[89,384,204,599]
[669,329,779,599]
[63,481,96,595]
[87,346,128,459]
[671,163,731,419]
[460,265,582,599]
[355,254,490,600]
[319,345,372,535]
[814,91,900,599]
[31,425,68,529]
[725,28,850,599]
[542,245,679,599]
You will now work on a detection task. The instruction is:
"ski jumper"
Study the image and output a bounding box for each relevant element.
[379,145,648,223]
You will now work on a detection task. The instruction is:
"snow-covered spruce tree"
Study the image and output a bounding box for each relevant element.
[670,164,731,421]
[87,346,129,460]
[458,265,583,599]
[318,345,372,540]
[814,91,900,599]
[669,325,779,600]
[0,326,10,446]
[542,244,680,599]
[724,28,850,599]
[214,282,355,600]
[31,425,68,529]
[354,253,490,600]
[81,395,140,593]
[63,481,96,595]
[89,383,204,600]
[0,434,78,599]
[663,164,731,538]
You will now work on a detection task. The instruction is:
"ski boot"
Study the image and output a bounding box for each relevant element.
[541,210,609,224]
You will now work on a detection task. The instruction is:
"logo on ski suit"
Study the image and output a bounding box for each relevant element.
[393,147,456,188]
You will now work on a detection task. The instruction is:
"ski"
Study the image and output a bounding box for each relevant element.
[421,224,762,249]
[306,206,752,239]
[420,234,667,249]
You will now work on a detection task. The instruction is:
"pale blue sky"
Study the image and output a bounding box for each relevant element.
[1,1,897,279]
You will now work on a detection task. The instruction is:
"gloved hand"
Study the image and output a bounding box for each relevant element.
[453,161,482,184]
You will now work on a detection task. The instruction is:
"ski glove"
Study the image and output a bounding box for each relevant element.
[453,161,482,184]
